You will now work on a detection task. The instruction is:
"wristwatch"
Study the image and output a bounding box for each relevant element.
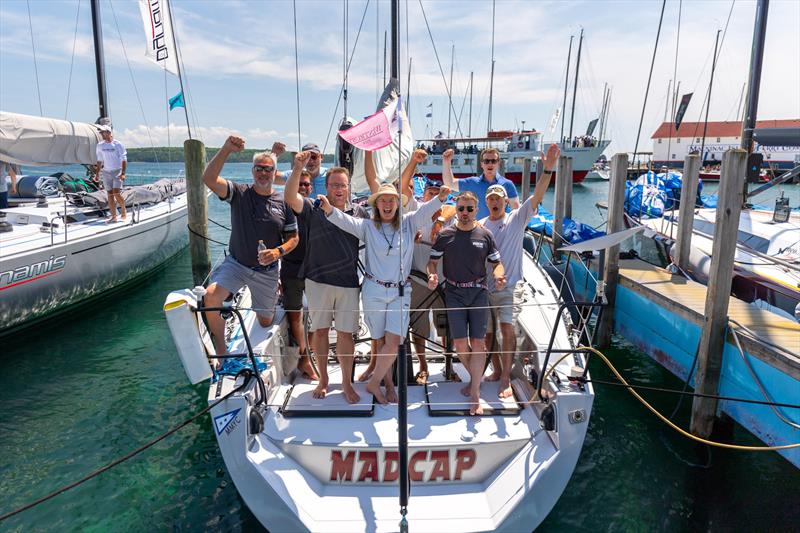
[277,245,286,256]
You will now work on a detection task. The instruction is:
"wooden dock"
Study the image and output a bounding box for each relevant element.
[617,258,800,379]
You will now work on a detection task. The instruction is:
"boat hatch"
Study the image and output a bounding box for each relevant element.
[280,382,375,417]
[425,381,521,416]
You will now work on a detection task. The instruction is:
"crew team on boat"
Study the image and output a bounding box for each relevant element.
[201,134,561,414]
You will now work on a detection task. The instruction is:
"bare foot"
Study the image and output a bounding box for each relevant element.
[366,382,387,405]
[498,379,513,399]
[342,384,361,404]
[460,385,471,397]
[298,356,319,381]
[312,380,328,399]
[357,368,374,382]
[485,370,501,382]
[385,386,398,403]
[106,218,117,224]
[469,395,484,416]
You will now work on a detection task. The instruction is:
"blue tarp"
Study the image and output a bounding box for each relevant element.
[624,171,713,218]
[527,206,605,244]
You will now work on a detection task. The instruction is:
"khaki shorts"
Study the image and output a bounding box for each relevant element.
[409,277,447,339]
[487,281,526,333]
[306,278,359,333]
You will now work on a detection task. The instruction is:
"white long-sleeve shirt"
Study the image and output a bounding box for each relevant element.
[327,197,444,283]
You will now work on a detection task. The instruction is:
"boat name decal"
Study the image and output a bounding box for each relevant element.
[0,255,67,289]
[329,448,476,483]
[213,408,242,436]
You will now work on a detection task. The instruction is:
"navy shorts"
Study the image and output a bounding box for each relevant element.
[444,286,489,341]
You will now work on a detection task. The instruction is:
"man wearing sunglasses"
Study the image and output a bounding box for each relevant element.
[442,147,519,220]
[481,143,560,399]
[427,191,506,416]
[201,135,300,358]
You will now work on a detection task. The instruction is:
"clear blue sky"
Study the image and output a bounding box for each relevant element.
[2,0,798,154]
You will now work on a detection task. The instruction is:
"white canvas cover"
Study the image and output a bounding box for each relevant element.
[0,111,101,166]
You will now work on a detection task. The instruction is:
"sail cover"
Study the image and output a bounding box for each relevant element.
[349,80,414,196]
[0,111,101,166]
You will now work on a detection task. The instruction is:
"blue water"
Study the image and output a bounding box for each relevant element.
[1,162,798,531]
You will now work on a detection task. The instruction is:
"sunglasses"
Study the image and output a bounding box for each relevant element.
[309,153,320,160]
[253,165,275,173]
[482,158,499,164]
[457,205,475,212]
[299,182,312,187]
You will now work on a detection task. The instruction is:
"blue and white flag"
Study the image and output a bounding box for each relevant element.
[169,91,185,110]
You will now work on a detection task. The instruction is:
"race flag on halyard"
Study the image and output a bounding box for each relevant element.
[425,112,432,118]
[548,108,561,133]
[674,93,693,131]
[138,0,179,75]
[169,91,185,110]
[426,102,433,108]
[338,98,400,152]
[585,118,599,137]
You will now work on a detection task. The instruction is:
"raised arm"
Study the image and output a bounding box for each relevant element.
[442,148,459,191]
[365,150,380,193]
[317,194,367,241]
[270,142,289,184]
[410,185,450,229]
[401,148,427,200]
[528,143,560,213]
[285,150,311,214]
[203,135,244,197]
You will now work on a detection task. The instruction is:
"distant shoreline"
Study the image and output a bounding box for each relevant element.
[126,147,335,164]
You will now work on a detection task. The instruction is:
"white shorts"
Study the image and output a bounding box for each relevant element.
[101,169,122,190]
[361,278,411,339]
[306,278,360,333]
[487,281,526,332]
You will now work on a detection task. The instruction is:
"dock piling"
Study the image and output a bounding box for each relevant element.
[184,139,211,286]
[597,153,629,347]
[690,149,747,438]
[673,153,701,272]
[521,157,532,202]
[553,156,573,260]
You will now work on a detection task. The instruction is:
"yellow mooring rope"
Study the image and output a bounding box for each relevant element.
[578,346,800,452]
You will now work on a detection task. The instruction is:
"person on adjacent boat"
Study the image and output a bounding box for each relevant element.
[482,143,560,399]
[201,135,299,357]
[428,191,506,415]
[94,125,128,223]
[285,151,367,404]
[0,160,17,208]
[441,147,519,219]
[279,168,319,381]
[318,181,451,404]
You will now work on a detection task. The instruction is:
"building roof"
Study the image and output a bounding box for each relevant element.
[651,119,800,139]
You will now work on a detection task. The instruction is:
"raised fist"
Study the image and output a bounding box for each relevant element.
[224,135,245,153]
[442,149,454,163]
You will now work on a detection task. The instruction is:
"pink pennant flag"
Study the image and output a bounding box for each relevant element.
[338,99,399,152]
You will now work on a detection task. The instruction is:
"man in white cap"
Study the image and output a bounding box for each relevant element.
[481,143,560,398]
[94,124,127,222]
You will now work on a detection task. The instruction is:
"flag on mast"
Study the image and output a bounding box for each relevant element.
[169,91,185,110]
[138,0,179,75]
[338,98,400,152]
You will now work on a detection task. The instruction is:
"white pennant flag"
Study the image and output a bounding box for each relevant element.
[548,107,561,133]
[138,0,179,75]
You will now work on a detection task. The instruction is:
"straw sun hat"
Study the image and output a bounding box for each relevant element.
[368,183,408,208]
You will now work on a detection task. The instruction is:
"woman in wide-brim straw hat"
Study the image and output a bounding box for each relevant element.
[317,182,451,405]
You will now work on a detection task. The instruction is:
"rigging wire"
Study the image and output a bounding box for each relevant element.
[293,0,302,149]
[108,0,161,169]
[26,0,44,116]
[631,0,667,168]
[417,0,464,137]
[64,0,82,119]
[665,0,682,165]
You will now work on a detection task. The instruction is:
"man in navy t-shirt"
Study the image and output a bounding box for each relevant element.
[442,147,519,219]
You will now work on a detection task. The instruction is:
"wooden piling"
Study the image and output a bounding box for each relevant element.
[564,159,573,220]
[673,154,701,272]
[690,149,747,438]
[535,158,544,189]
[184,139,211,286]
[596,153,629,347]
[521,157,532,202]
[552,156,572,260]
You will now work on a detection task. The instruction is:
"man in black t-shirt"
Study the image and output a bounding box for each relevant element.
[201,135,299,356]
[428,191,506,415]
[286,151,368,404]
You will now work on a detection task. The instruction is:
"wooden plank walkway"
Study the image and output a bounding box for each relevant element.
[617,258,800,378]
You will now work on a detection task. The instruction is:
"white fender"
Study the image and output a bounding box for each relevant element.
[164,289,213,384]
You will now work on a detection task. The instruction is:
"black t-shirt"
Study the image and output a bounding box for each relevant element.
[221,181,297,268]
[296,199,368,288]
[430,224,500,283]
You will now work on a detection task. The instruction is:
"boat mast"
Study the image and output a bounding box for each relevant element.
[698,29,721,168]
[90,0,109,123]
[568,28,584,142]
[468,71,474,137]
[559,35,574,143]
[598,82,608,142]
[389,0,409,529]
[487,0,496,133]
[447,44,454,137]
[740,0,769,199]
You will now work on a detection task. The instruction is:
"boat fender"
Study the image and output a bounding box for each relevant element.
[540,403,556,432]
[164,290,213,384]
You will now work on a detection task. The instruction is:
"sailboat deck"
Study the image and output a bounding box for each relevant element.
[618,258,800,375]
